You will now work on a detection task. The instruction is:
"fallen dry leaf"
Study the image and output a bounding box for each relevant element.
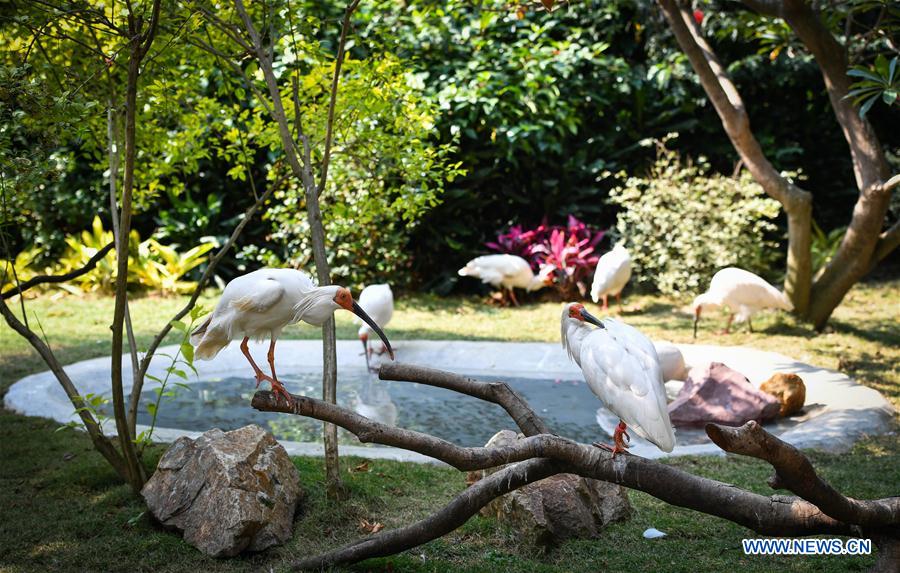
[358,519,385,534]
[349,460,371,473]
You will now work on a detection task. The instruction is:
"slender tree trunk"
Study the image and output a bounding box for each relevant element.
[109,40,147,492]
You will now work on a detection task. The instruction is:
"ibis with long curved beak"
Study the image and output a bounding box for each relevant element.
[561,303,675,456]
[191,268,394,404]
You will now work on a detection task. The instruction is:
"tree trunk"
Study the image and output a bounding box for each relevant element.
[109,35,149,493]
[656,0,813,313]
[233,0,348,499]
[659,0,898,327]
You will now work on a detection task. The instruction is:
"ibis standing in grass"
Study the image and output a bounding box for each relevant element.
[356,283,394,370]
[191,268,394,404]
[691,267,794,337]
[590,244,632,311]
[561,303,675,456]
[458,254,555,306]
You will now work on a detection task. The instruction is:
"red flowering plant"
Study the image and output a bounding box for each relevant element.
[487,215,605,299]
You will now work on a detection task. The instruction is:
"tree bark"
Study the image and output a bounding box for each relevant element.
[250,362,899,570]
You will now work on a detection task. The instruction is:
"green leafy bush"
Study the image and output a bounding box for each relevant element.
[608,141,781,295]
[1,217,216,297]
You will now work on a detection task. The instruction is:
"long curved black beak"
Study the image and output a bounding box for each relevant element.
[581,308,605,329]
[352,300,394,360]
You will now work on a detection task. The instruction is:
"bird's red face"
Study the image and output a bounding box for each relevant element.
[333,287,354,312]
[568,303,604,328]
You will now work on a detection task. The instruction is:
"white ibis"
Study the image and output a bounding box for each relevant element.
[356,283,394,370]
[692,267,794,337]
[590,244,632,311]
[458,254,554,306]
[191,268,394,404]
[561,303,675,456]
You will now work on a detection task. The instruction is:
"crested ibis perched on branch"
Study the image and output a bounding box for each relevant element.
[191,268,394,404]
[561,303,675,456]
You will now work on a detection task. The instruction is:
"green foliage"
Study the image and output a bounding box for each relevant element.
[136,304,210,452]
[811,220,846,277]
[846,55,899,119]
[608,140,782,295]
[1,216,215,297]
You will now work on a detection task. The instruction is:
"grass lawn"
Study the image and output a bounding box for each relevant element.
[1,280,898,572]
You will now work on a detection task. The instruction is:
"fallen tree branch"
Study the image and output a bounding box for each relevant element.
[251,387,893,569]
[252,366,898,569]
[292,458,566,570]
[378,363,550,436]
[1,241,115,299]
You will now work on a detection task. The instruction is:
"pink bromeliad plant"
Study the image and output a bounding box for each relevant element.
[487,215,605,298]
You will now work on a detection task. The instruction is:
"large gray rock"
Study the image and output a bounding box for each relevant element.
[141,425,303,557]
[668,362,780,427]
[471,430,631,547]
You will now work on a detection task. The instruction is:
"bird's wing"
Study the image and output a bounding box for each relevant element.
[580,321,675,451]
[228,276,286,313]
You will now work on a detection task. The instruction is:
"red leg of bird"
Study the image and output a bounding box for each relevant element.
[719,314,734,335]
[266,337,293,405]
[509,288,520,307]
[241,337,292,405]
[593,421,630,458]
[616,292,623,313]
[602,294,609,312]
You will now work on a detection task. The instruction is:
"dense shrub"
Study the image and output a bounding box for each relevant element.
[608,142,781,295]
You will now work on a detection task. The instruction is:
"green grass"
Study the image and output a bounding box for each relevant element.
[1,280,898,572]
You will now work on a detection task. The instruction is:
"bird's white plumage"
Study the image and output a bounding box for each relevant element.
[590,245,632,303]
[458,254,552,292]
[693,267,793,322]
[561,305,675,452]
[357,284,394,339]
[191,268,341,360]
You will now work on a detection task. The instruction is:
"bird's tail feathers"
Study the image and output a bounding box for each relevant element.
[194,337,229,361]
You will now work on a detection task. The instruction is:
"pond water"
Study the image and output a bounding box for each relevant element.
[122,371,611,447]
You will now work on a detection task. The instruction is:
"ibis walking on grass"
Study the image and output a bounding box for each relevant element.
[458,254,554,306]
[191,268,394,404]
[561,303,675,456]
[691,267,793,337]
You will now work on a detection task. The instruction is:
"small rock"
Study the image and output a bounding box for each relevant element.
[472,430,631,548]
[667,362,780,427]
[654,341,688,381]
[643,527,667,539]
[664,380,685,402]
[141,425,303,557]
[760,373,806,417]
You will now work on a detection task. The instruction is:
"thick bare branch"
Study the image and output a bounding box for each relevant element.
[379,363,550,436]
[292,458,566,570]
[706,421,900,527]
[252,388,887,570]
[1,241,115,300]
